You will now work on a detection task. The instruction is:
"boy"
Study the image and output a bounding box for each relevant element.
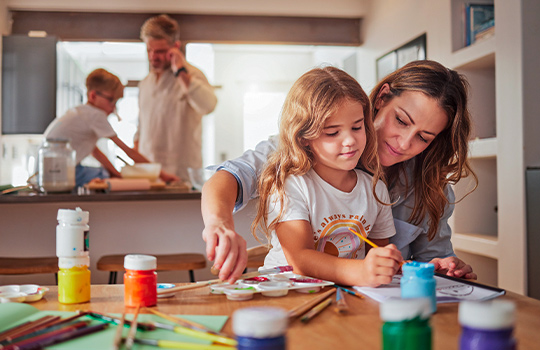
[44,68,179,187]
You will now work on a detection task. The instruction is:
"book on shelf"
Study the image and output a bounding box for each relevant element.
[465,3,495,47]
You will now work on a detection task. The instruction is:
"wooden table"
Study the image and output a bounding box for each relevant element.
[31,284,540,349]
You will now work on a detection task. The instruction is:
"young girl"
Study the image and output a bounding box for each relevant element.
[252,67,403,287]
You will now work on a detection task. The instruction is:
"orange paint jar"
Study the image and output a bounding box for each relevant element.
[124,254,157,308]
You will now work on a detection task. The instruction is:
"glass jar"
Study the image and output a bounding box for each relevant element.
[38,139,76,193]
[124,254,157,308]
[401,262,437,314]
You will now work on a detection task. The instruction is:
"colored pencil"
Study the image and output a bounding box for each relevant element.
[2,322,90,350]
[13,323,108,350]
[148,309,230,338]
[348,228,403,266]
[132,337,236,350]
[125,304,141,350]
[0,316,59,342]
[87,311,153,331]
[288,288,336,318]
[301,297,333,323]
[335,285,365,299]
[334,288,349,314]
[150,322,237,346]
[348,227,378,248]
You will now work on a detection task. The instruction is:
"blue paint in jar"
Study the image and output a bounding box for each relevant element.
[233,307,288,350]
[400,262,436,313]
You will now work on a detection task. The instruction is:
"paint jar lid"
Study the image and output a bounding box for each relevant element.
[402,261,435,278]
[59,256,89,269]
[380,298,431,322]
[124,254,157,271]
[57,207,89,224]
[459,300,515,329]
[233,307,288,338]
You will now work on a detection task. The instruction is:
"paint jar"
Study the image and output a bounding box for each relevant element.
[380,298,432,350]
[401,261,436,313]
[37,138,76,193]
[56,207,90,258]
[459,300,516,350]
[233,307,288,350]
[124,254,157,307]
[58,256,91,304]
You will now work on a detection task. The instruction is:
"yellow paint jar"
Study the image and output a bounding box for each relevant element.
[58,256,91,304]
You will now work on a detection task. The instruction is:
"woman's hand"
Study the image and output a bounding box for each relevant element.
[159,170,179,183]
[430,257,477,280]
[359,244,403,287]
[202,219,247,284]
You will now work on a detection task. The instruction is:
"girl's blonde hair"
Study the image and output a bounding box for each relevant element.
[86,68,124,100]
[371,60,477,240]
[252,66,381,241]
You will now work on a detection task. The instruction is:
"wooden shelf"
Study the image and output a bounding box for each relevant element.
[452,233,499,259]
[451,36,495,70]
[469,137,497,159]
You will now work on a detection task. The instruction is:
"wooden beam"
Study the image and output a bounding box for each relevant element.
[10,11,361,46]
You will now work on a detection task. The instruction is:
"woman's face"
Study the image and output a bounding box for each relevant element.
[374,86,448,167]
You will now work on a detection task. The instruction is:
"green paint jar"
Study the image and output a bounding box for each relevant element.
[380,298,432,350]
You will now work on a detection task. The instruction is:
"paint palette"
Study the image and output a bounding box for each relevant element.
[0,284,49,303]
[211,272,334,301]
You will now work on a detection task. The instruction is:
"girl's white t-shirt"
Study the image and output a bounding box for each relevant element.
[264,169,396,268]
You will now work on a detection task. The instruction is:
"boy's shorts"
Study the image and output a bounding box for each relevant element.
[75,164,110,187]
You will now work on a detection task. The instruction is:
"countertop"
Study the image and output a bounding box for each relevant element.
[0,188,201,204]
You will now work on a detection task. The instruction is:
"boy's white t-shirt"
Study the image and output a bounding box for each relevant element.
[263,169,396,268]
[44,104,117,164]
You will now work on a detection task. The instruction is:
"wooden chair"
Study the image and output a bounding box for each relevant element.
[245,245,270,270]
[97,253,207,284]
[0,257,59,283]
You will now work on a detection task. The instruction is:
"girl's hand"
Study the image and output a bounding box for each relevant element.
[360,244,403,287]
[430,257,477,280]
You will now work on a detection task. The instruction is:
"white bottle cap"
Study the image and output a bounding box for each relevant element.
[57,207,89,224]
[233,307,288,338]
[59,256,89,269]
[124,254,157,271]
[459,300,515,330]
[380,298,431,322]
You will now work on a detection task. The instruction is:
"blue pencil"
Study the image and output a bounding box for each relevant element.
[336,285,365,299]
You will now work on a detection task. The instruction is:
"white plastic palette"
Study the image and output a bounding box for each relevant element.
[211,272,334,301]
[0,284,49,303]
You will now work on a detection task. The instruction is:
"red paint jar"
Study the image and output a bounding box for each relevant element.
[124,254,157,307]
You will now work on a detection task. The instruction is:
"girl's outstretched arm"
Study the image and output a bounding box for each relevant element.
[276,220,402,287]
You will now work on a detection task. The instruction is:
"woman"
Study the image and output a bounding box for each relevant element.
[202,60,478,283]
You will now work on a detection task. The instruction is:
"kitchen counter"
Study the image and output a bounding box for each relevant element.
[0,188,201,204]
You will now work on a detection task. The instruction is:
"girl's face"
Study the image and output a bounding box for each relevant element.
[374,87,448,167]
[308,100,366,177]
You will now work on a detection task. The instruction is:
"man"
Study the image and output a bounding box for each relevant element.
[135,14,218,183]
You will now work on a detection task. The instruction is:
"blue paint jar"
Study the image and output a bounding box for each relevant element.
[459,300,516,350]
[233,307,288,350]
[401,262,436,313]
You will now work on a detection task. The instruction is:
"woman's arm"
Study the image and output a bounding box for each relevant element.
[277,220,402,287]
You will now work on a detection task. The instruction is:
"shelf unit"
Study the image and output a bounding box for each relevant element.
[447,0,499,285]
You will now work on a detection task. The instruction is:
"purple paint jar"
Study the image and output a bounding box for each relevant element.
[459,300,516,350]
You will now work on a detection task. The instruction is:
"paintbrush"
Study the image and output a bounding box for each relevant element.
[288,288,336,318]
[148,322,237,347]
[112,312,126,350]
[301,297,333,323]
[131,338,236,350]
[125,304,141,350]
[333,287,349,314]
[157,265,293,295]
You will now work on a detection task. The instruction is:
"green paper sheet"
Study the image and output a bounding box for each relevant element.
[0,303,229,349]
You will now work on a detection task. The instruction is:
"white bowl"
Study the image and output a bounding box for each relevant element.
[121,163,161,180]
[187,168,213,191]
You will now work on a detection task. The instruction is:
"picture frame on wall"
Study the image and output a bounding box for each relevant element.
[376,33,427,82]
